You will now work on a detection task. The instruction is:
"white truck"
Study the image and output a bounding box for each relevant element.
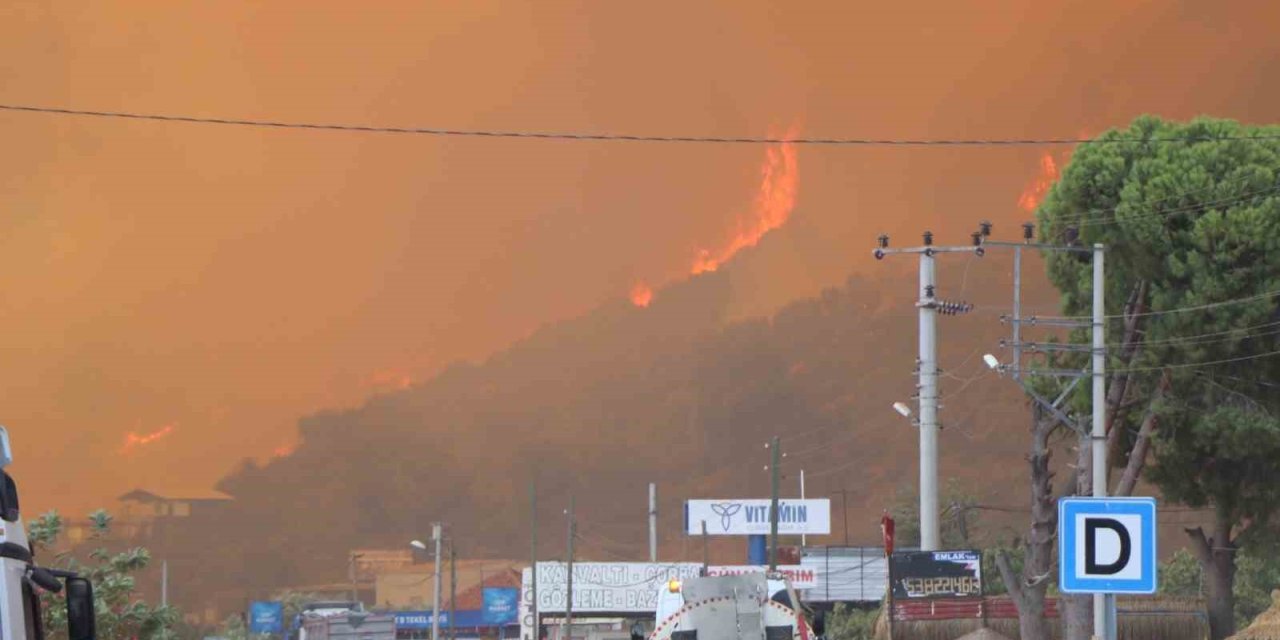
[0,427,98,640]
[649,573,817,640]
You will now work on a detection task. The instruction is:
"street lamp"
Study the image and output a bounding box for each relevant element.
[983,354,1002,371]
[892,402,912,418]
[410,540,428,551]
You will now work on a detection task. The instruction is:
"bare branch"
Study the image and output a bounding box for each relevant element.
[995,549,1024,603]
[1185,526,1212,566]
[1106,281,1147,460]
[1115,372,1168,496]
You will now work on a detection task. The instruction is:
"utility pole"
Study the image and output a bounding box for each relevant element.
[1091,243,1111,640]
[873,231,979,551]
[161,559,168,608]
[701,521,709,574]
[648,483,657,563]
[836,490,850,546]
[449,543,457,640]
[431,524,443,640]
[980,223,1111,640]
[348,552,363,605]
[530,480,538,640]
[564,496,575,640]
[768,435,780,570]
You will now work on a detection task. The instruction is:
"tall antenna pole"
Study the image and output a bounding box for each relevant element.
[530,480,538,640]
[564,496,575,640]
[769,435,781,570]
[431,524,443,640]
[800,469,807,548]
[648,483,657,563]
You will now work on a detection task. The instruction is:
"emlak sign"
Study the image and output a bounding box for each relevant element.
[706,565,818,589]
[685,499,831,535]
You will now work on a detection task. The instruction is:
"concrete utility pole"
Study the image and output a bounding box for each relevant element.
[161,559,168,608]
[873,231,979,551]
[348,552,363,605]
[837,489,850,546]
[564,496,575,640]
[530,480,538,640]
[768,436,780,570]
[1091,244,1112,640]
[432,523,443,640]
[648,483,657,563]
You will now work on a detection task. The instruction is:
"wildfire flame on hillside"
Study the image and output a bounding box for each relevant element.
[119,424,175,454]
[691,135,799,274]
[1018,153,1060,212]
[629,281,653,307]
[629,126,799,307]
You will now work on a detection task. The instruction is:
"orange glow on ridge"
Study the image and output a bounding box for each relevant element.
[119,424,175,454]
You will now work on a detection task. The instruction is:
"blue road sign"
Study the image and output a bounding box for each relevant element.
[249,601,284,635]
[1059,497,1157,594]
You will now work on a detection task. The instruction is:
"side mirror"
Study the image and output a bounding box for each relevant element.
[66,577,96,640]
[0,471,19,522]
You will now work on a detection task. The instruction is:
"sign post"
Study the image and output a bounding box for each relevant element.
[1059,497,1158,640]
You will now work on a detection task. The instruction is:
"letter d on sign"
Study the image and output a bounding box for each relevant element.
[1084,518,1131,576]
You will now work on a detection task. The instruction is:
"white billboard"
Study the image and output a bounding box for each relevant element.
[705,565,818,589]
[685,499,831,535]
[518,562,702,637]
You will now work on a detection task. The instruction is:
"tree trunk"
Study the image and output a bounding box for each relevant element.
[996,550,1052,640]
[1061,595,1092,640]
[1001,409,1063,640]
[1060,433,1094,640]
[1187,515,1238,640]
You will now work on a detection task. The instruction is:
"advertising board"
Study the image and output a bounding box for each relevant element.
[684,499,831,535]
[482,587,520,625]
[518,562,702,637]
[249,601,284,635]
[705,565,818,589]
[889,550,983,599]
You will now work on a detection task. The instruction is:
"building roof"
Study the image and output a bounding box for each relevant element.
[118,488,233,502]
[445,569,522,610]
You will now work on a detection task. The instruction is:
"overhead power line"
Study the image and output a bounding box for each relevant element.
[5,103,1280,145]
[1035,288,1280,323]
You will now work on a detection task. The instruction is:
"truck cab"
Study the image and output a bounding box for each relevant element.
[0,427,97,640]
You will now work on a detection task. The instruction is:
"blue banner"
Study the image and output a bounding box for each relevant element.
[249,601,284,635]
[481,588,519,625]
[394,612,447,630]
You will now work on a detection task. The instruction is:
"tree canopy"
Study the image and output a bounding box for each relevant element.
[1036,115,1280,640]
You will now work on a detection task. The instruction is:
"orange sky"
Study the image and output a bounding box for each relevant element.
[2,0,1279,513]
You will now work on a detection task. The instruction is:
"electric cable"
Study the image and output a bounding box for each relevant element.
[5,103,1280,145]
